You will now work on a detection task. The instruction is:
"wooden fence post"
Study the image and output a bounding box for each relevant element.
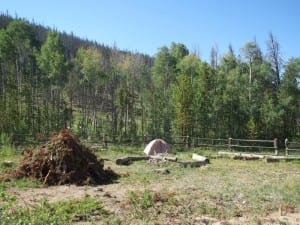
[228,137,232,151]
[186,136,190,148]
[192,137,197,147]
[103,134,107,149]
[274,138,278,156]
[285,138,289,156]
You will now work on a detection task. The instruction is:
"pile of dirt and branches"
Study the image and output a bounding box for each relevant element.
[8,129,118,186]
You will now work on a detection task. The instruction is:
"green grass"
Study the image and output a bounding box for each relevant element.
[0,195,118,225]
[0,145,19,160]
[0,177,40,189]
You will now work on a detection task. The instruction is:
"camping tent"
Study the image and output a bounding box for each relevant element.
[144,139,171,156]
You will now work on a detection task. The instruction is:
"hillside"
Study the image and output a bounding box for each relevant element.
[0,13,299,142]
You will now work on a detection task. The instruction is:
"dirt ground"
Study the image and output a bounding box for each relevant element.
[7,183,300,225]
[6,158,300,225]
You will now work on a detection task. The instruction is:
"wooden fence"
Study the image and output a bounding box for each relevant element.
[285,138,300,155]
[98,135,286,155]
[228,138,278,154]
[100,135,298,156]
[3,132,300,156]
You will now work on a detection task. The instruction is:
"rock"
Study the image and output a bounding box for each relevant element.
[154,168,170,174]
[195,216,218,224]
[2,161,15,167]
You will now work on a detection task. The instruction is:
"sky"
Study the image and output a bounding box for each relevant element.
[1,0,300,62]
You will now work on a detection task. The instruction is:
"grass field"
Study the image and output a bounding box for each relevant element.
[0,145,300,224]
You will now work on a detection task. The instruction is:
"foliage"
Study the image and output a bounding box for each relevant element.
[37,31,68,86]
[173,54,199,136]
[0,14,299,142]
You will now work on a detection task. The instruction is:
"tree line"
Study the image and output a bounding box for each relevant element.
[0,14,299,143]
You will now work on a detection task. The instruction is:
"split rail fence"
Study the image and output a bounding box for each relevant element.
[285,138,300,156]
[2,133,300,156]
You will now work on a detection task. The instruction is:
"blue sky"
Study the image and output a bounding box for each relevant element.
[1,0,300,62]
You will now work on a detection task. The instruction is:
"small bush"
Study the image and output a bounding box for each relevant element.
[0,133,11,146]
[0,145,17,158]
[128,189,155,209]
[0,133,17,158]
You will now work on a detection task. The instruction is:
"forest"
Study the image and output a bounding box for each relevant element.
[0,13,299,143]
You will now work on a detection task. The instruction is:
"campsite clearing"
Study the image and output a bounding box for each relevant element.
[1,146,300,224]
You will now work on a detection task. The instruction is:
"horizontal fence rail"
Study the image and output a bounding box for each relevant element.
[191,137,228,148]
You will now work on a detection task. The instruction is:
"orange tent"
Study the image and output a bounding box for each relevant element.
[144,139,171,156]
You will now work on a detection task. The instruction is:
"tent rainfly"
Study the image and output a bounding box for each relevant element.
[144,139,171,156]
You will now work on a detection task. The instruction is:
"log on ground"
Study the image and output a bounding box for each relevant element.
[115,156,149,165]
[218,151,265,160]
[149,155,177,162]
[264,156,300,163]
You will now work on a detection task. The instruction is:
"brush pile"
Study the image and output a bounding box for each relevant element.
[11,129,117,185]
